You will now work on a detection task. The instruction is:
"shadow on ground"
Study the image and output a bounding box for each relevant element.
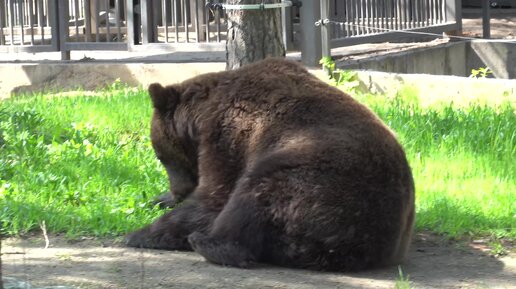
[2,234,514,289]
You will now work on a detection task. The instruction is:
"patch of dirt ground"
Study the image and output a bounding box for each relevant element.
[462,8,516,39]
[2,233,515,289]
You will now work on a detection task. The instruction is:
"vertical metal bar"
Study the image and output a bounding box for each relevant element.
[84,0,91,41]
[73,0,79,41]
[28,0,34,44]
[179,0,184,41]
[300,0,321,66]
[194,0,199,42]
[364,0,369,34]
[141,0,154,44]
[426,0,430,25]
[126,0,134,47]
[400,0,408,29]
[320,0,330,59]
[18,0,24,44]
[49,0,58,49]
[430,0,434,25]
[396,0,400,30]
[415,0,419,27]
[481,0,490,38]
[412,0,417,28]
[354,0,360,35]
[141,0,148,43]
[58,0,70,59]
[94,0,99,41]
[105,0,110,42]
[8,0,14,44]
[392,0,396,30]
[183,0,188,42]
[344,0,350,36]
[404,0,409,29]
[38,0,44,43]
[378,0,382,32]
[215,0,220,42]
[115,0,120,41]
[205,0,210,42]
[173,0,178,42]
[163,0,168,42]
[370,0,374,33]
[386,0,391,31]
[0,0,5,45]
[46,0,50,31]
[360,0,365,34]
[351,0,357,36]
[281,1,292,50]
[441,0,445,23]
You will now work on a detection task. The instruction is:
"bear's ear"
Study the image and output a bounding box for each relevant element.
[148,83,180,112]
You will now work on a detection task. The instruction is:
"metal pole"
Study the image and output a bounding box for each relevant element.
[319,0,330,59]
[58,0,70,60]
[481,0,490,39]
[300,0,321,66]
[281,1,293,51]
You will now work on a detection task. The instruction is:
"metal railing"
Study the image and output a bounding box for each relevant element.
[299,0,461,64]
[0,0,59,52]
[329,0,448,39]
[0,0,461,63]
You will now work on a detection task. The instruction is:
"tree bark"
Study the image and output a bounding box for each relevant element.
[226,0,286,70]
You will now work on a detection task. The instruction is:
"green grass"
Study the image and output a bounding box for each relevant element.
[0,84,167,237]
[355,91,515,240]
[1,83,515,241]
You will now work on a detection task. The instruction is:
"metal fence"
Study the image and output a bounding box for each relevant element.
[329,0,448,38]
[327,0,460,46]
[0,0,59,52]
[0,0,461,63]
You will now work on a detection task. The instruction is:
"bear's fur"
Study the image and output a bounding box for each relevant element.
[126,58,415,271]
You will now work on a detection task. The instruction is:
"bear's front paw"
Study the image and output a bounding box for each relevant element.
[188,232,252,268]
[125,228,151,248]
[152,191,178,209]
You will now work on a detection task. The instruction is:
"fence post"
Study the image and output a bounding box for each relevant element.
[127,0,135,48]
[281,2,293,51]
[58,0,70,60]
[481,0,490,39]
[49,0,59,51]
[141,0,155,44]
[446,0,462,35]
[319,0,330,59]
[300,0,321,66]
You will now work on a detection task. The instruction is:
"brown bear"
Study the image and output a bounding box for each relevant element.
[126,58,415,271]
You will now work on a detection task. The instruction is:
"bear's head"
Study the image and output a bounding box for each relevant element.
[148,83,200,203]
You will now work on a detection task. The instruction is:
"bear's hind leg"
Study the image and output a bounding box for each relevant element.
[188,193,265,268]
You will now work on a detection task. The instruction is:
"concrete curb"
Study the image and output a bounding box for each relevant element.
[1,62,515,104]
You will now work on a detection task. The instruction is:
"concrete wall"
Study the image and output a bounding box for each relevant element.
[467,40,516,79]
[1,54,515,101]
[354,70,516,107]
[0,63,226,99]
[338,40,516,79]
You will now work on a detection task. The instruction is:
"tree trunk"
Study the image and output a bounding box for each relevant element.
[226,0,286,70]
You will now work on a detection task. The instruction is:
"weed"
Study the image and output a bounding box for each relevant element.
[319,57,360,93]
[395,266,411,289]
[470,67,493,78]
